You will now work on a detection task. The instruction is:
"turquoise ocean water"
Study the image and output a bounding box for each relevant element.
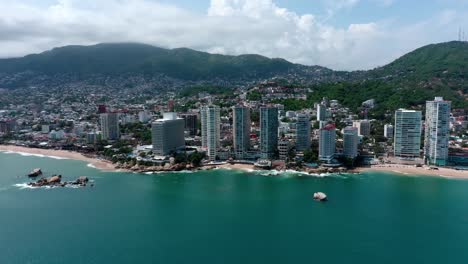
[1,152,468,263]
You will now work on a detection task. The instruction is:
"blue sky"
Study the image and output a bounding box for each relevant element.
[0,0,467,70]
[157,0,467,27]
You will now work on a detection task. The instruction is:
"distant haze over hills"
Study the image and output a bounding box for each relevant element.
[0,41,466,109]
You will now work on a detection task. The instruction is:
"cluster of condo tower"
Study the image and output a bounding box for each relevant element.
[393,97,452,166]
[99,96,451,166]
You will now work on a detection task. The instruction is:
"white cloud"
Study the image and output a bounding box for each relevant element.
[0,0,466,70]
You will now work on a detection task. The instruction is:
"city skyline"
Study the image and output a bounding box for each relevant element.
[0,2,467,263]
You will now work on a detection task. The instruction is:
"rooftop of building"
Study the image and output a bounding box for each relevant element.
[321,123,336,131]
[154,112,183,122]
[396,109,422,113]
[430,97,451,103]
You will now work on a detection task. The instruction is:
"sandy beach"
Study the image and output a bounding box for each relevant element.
[1,145,466,178]
[0,145,117,171]
[359,165,468,179]
[217,163,256,172]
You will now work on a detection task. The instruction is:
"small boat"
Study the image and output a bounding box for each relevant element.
[27,168,43,177]
[313,192,328,202]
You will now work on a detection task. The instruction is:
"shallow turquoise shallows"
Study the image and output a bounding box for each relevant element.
[1,152,468,264]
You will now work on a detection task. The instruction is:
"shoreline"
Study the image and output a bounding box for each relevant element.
[0,145,118,172]
[1,145,466,179]
[357,165,468,179]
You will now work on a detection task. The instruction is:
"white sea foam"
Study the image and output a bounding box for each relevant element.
[145,170,195,175]
[2,151,69,160]
[87,163,97,169]
[13,182,85,190]
[177,170,194,174]
[14,183,38,189]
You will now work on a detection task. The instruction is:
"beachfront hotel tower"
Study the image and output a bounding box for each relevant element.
[152,113,185,156]
[201,105,220,161]
[343,126,359,159]
[424,97,451,166]
[296,113,311,152]
[394,109,422,158]
[232,106,251,160]
[100,112,120,141]
[260,106,279,159]
[319,123,336,161]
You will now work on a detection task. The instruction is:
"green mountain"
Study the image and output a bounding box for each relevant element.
[372,41,467,80]
[0,41,466,110]
[0,43,304,81]
[306,41,468,112]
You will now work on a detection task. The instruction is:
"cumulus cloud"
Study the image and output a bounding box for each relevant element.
[0,0,466,70]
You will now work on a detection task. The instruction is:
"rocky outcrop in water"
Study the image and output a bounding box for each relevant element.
[27,168,43,177]
[28,175,90,188]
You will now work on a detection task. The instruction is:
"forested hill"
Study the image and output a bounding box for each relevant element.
[0,41,467,110]
[306,41,468,111]
[0,43,322,81]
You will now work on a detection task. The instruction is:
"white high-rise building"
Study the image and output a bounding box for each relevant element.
[233,106,251,160]
[384,124,394,139]
[424,97,451,166]
[353,120,371,137]
[394,109,422,158]
[152,113,185,156]
[100,113,120,141]
[260,106,279,159]
[201,105,220,161]
[343,127,359,159]
[319,123,336,161]
[317,104,328,121]
[296,114,311,152]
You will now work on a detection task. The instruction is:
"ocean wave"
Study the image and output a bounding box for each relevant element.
[1,151,69,160]
[14,183,40,189]
[248,169,330,178]
[13,183,83,190]
[145,170,195,175]
[87,163,97,169]
[245,169,354,179]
